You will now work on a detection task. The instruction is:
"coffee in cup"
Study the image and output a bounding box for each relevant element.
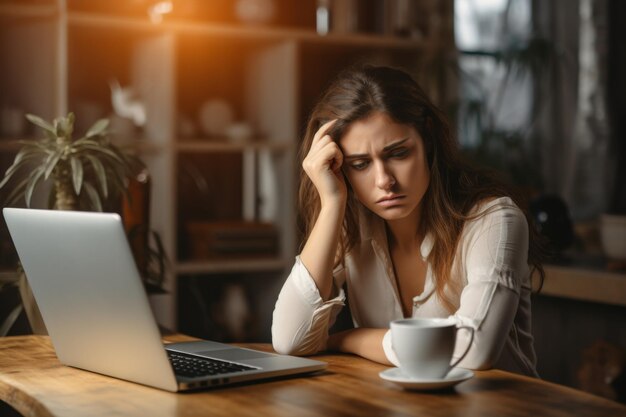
[390,317,474,379]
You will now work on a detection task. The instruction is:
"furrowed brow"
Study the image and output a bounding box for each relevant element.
[382,138,410,152]
[343,137,410,160]
[344,153,368,161]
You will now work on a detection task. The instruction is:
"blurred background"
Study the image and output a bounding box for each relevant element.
[0,0,624,402]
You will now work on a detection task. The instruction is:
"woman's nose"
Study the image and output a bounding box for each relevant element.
[374,162,396,190]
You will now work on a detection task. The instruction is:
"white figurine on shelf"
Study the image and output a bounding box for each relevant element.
[109,79,147,127]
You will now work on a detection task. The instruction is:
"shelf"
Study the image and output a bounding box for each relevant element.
[0,138,166,155]
[176,139,293,153]
[67,11,429,50]
[0,3,426,49]
[0,3,57,19]
[1,3,443,333]
[113,140,166,155]
[175,258,288,275]
[540,264,626,307]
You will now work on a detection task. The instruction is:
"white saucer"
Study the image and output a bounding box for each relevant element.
[379,367,474,390]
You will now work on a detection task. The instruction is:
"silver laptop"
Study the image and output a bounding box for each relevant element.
[3,207,326,392]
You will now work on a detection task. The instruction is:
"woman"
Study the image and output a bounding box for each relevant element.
[272,65,543,377]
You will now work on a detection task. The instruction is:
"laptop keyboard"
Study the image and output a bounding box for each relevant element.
[167,350,256,378]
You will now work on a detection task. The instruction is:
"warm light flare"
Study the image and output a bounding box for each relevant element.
[148,1,173,24]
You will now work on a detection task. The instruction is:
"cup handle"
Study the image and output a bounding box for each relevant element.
[449,325,475,370]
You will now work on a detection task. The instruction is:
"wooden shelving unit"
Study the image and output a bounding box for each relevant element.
[0,1,446,335]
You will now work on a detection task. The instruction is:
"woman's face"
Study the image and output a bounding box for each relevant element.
[339,111,430,222]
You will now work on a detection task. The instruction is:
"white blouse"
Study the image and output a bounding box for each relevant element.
[271,197,538,377]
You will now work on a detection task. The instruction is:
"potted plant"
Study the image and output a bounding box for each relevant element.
[0,112,166,334]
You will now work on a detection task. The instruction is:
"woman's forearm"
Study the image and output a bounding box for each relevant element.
[300,203,345,301]
[327,328,392,365]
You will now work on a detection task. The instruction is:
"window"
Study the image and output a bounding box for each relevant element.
[455,0,533,148]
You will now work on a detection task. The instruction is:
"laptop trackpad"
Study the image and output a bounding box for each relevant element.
[198,349,273,361]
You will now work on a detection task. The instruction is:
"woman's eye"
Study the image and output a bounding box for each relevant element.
[389,148,409,158]
[350,161,369,170]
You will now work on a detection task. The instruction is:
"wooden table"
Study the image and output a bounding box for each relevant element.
[1,335,625,417]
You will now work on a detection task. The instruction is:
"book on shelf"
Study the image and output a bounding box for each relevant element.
[185,220,279,260]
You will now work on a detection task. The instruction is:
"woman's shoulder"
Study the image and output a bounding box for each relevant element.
[455,197,531,267]
[469,196,522,215]
[465,196,528,231]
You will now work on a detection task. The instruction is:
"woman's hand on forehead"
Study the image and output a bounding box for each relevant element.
[303,119,347,205]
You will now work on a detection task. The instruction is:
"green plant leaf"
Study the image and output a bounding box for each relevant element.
[17,140,51,151]
[1,165,26,189]
[86,119,110,138]
[85,154,108,198]
[0,174,12,190]
[118,177,133,202]
[105,166,122,186]
[73,138,97,146]
[25,166,46,207]
[12,146,38,163]
[53,117,63,138]
[109,161,129,180]
[2,112,147,211]
[5,177,30,206]
[151,229,167,265]
[9,145,48,166]
[148,230,167,289]
[25,114,55,135]
[44,129,57,141]
[0,152,42,189]
[43,150,63,180]
[76,144,125,164]
[66,113,75,138]
[107,169,130,201]
[111,164,130,187]
[83,182,102,212]
[70,156,84,195]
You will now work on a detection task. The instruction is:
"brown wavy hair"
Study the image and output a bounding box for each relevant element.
[298,65,544,312]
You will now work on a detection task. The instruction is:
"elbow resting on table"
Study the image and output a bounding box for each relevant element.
[272,337,297,356]
[462,356,494,371]
[272,330,321,357]
[272,340,317,356]
[458,346,499,371]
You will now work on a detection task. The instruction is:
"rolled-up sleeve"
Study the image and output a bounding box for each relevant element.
[381,204,529,370]
[271,256,346,356]
[451,204,529,370]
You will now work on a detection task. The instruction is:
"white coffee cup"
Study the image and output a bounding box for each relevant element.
[390,317,475,379]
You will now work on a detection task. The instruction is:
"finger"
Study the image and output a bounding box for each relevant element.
[312,119,338,146]
[329,142,344,173]
[304,140,342,173]
[317,141,344,173]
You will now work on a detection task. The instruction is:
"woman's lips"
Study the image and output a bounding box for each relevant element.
[376,195,405,207]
